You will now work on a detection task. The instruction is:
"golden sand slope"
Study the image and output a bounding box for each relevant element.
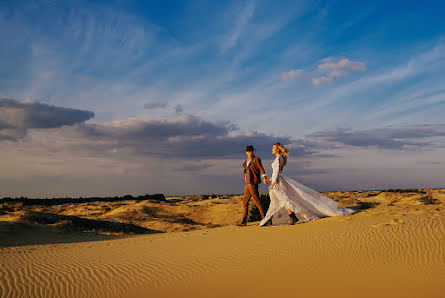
[1,190,444,297]
[0,195,243,237]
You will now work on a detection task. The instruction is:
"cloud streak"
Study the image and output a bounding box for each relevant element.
[309,124,445,150]
[220,0,255,53]
[282,57,367,85]
[281,69,303,80]
[144,102,168,110]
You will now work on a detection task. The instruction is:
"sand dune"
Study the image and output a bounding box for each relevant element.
[1,189,444,297]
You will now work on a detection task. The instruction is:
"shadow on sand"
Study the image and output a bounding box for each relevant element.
[0,221,131,248]
[0,211,162,248]
[351,201,380,211]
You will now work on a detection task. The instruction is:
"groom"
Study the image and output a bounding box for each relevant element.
[236,145,269,226]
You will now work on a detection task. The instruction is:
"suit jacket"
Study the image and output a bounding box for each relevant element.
[243,156,266,185]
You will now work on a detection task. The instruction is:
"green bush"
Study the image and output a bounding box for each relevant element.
[248,194,270,222]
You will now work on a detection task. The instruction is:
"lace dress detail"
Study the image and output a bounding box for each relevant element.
[259,156,354,226]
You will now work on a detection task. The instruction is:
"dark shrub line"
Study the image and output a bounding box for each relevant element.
[384,189,427,194]
[0,194,166,206]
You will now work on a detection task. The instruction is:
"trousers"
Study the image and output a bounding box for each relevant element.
[242,184,266,220]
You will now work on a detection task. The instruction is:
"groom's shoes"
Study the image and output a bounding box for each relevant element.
[288,212,298,225]
[236,218,247,227]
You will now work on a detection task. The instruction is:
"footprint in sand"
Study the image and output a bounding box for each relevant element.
[372,218,405,228]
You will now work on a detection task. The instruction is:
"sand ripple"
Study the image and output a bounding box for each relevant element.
[1,204,444,297]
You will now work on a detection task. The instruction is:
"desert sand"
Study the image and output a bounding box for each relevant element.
[1,189,444,297]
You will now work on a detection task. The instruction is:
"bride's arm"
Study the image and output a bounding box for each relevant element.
[270,157,282,187]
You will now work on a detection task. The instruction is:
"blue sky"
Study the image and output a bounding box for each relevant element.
[1,0,445,197]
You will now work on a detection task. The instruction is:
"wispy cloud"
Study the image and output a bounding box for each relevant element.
[318,57,366,73]
[282,57,367,85]
[309,124,445,150]
[144,102,168,110]
[313,57,367,85]
[306,41,445,111]
[281,69,303,80]
[312,76,333,86]
[220,0,255,53]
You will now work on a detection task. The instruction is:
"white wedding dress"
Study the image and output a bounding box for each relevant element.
[259,156,355,226]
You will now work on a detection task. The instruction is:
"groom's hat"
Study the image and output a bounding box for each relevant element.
[245,145,255,151]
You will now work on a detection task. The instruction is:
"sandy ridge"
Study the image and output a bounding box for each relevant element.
[1,190,445,297]
[1,210,444,297]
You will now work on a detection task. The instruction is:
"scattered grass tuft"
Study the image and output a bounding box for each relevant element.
[365,192,381,197]
[0,203,13,214]
[352,201,380,210]
[418,195,439,205]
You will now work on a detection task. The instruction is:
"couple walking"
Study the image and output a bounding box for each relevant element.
[238,143,354,227]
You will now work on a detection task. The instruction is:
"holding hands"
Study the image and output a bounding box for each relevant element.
[264,177,277,189]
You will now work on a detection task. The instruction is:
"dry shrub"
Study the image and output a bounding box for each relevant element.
[18,212,58,225]
[418,195,439,205]
[55,220,75,231]
[141,205,158,217]
[116,209,146,222]
[100,206,112,213]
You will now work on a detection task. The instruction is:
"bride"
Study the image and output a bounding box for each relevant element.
[260,143,355,226]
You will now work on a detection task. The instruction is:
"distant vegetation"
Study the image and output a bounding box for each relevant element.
[365,189,428,197]
[418,195,439,205]
[383,189,427,193]
[248,194,271,222]
[0,194,166,206]
[197,194,220,200]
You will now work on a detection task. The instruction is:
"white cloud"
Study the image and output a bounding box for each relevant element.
[312,76,333,86]
[318,57,367,72]
[281,69,303,80]
[282,57,366,85]
[307,41,445,111]
[312,57,367,85]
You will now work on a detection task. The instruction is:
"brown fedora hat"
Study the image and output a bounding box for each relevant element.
[245,145,255,151]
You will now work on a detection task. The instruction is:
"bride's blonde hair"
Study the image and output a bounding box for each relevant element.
[274,142,289,166]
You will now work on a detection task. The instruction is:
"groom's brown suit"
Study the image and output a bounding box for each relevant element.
[241,156,267,222]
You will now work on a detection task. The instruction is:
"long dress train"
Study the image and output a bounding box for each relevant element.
[259,156,354,226]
